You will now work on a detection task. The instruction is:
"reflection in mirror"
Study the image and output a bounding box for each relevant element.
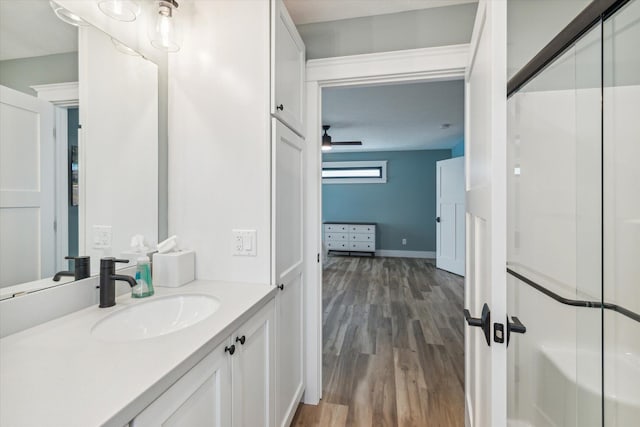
[0,0,158,297]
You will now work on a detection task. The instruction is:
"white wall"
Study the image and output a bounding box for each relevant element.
[297,3,477,60]
[168,0,272,284]
[507,0,591,79]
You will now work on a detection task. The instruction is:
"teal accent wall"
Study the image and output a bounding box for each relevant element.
[322,149,451,252]
[451,140,465,158]
[0,52,78,96]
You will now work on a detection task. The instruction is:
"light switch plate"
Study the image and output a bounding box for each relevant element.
[232,229,256,256]
[93,225,112,249]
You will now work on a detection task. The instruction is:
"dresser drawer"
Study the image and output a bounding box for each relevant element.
[350,224,375,233]
[324,224,348,232]
[350,233,375,243]
[325,233,348,241]
[326,241,349,250]
[350,242,375,252]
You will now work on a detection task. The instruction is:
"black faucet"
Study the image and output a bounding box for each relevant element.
[53,256,91,281]
[99,258,137,308]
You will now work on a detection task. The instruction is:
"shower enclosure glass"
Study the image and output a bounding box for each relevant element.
[507,0,639,425]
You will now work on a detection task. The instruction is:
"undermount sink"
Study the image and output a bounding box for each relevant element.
[91,294,220,342]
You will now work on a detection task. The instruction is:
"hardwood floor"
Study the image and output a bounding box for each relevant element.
[291,255,465,427]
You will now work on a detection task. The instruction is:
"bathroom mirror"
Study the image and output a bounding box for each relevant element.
[0,0,159,297]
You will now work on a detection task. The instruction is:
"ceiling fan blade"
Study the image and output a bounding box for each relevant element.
[331,141,362,146]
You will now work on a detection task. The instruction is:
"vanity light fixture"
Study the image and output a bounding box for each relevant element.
[49,0,88,27]
[98,0,141,22]
[149,0,181,53]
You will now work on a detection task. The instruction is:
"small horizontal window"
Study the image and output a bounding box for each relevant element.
[322,167,382,179]
[322,161,387,184]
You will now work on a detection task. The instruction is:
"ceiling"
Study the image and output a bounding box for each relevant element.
[322,80,464,152]
[0,0,78,61]
[283,0,477,25]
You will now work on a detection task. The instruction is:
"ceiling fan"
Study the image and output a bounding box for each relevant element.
[322,125,362,151]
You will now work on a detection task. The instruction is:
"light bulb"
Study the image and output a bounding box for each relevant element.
[98,0,140,22]
[149,1,181,53]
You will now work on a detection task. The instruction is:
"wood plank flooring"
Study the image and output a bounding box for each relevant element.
[291,256,465,427]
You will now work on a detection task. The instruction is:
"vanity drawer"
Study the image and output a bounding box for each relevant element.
[325,233,348,241]
[326,241,349,250]
[350,225,375,233]
[350,233,374,242]
[324,224,348,232]
[350,242,375,252]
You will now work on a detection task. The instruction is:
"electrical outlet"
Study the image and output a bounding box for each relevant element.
[402,238,407,246]
[232,229,257,256]
[93,225,112,249]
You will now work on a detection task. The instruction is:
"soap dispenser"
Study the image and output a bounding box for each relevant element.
[132,255,154,298]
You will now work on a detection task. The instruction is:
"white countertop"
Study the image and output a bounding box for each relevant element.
[0,280,276,427]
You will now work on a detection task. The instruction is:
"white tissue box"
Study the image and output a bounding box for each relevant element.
[153,250,195,288]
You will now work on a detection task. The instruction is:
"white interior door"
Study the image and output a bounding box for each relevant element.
[436,156,466,276]
[0,85,55,287]
[464,1,507,426]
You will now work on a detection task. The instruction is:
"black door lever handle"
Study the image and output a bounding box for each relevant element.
[507,315,526,346]
[464,303,491,346]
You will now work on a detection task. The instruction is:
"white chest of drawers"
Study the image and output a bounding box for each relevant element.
[324,223,376,255]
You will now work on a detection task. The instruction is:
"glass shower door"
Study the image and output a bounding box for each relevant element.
[506,19,603,427]
[603,0,640,425]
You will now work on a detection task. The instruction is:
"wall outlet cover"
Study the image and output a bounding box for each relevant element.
[232,229,257,256]
[93,225,112,249]
[402,238,407,245]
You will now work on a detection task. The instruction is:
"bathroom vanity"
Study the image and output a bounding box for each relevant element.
[0,281,278,426]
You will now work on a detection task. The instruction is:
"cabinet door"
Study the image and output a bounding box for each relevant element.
[271,0,305,136]
[275,272,304,427]
[273,118,304,284]
[232,299,275,427]
[131,342,232,427]
[273,107,304,427]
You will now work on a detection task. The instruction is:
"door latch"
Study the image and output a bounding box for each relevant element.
[464,303,491,346]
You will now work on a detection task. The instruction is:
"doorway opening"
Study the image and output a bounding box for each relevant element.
[296,45,469,426]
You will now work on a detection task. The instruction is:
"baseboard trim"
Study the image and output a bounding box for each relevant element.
[376,250,435,259]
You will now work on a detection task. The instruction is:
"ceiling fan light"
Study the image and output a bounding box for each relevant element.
[322,140,332,151]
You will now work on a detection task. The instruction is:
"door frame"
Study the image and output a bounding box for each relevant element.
[31,82,79,272]
[303,44,469,404]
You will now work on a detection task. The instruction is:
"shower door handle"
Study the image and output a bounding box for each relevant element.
[507,315,526,346]
[464,303,491,346]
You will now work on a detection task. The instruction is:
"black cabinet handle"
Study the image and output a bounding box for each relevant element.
[278,284,284,290]
[436,217,441,223]
[507,315,526,346]
[224,344,236,355]
[276,104,284,111]
[464,303,491,346]
[236,335,246,345]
